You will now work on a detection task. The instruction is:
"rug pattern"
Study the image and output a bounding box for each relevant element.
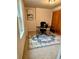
[29,34,60,49]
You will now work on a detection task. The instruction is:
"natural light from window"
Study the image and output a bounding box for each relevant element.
[17,0,24,39]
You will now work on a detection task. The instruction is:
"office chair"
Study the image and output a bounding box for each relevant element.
[40,22,48,34]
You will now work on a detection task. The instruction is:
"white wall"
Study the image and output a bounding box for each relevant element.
[26,8,36,31]
[26,7,52,31]
[36,8,52,26]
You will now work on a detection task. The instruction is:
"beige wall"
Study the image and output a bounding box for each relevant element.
[36,8,52,26]
[26,7,52,31]
[26,8,36,31]
[17,0,28,59]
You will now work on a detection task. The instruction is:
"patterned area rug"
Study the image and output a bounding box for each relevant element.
[29,34,60,49]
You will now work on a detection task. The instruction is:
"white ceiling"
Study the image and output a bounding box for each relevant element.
[24,0,61,9]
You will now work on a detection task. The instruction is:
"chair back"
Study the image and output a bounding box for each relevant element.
[40,22,48,28]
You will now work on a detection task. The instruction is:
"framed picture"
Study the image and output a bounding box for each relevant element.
[27,9,33,21]
[27,14,33,20]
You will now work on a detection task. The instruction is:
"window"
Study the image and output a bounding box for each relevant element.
[17,0,24,39]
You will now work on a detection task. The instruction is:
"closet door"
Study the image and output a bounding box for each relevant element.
[51,10,61,35]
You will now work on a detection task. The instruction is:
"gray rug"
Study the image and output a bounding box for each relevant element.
[29,34,60,49]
